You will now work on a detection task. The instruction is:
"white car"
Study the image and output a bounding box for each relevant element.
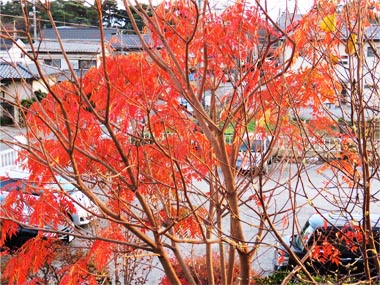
[47,176,97,226]
[1,176,75,248]
[0,168,96,227]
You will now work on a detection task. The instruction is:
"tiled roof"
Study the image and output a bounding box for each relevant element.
[0,63,35,79]
[36,27,154,52]
[109,34,154,50]
[39,27,117,41]
[0,62,62,80]
[32,40,101,53]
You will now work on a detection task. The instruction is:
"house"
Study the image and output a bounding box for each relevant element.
[27,27,154,76]
[0,39,29,63]
[25,27,114,76]
[0,27,154,125]
[278,11,380,123]
[0,61,63,125]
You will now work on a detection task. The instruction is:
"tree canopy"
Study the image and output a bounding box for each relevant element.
[0,0,149,31]
[1,0,380,284]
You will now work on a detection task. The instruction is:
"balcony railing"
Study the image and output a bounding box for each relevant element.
[0,148,18,169]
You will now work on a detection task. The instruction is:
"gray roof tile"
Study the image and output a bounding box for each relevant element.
[109,34,154,50]
[36,27,154,52]
[39,27,117,41]
[0,62,62,80]
[32,40,101,53]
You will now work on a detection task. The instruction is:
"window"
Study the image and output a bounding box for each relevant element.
[367,46,380,57]
[340,55,348,65]
[240,140,263,152]
[43,59,61,68]
[295,221,315,251]
[79,60,96,70]
[340,84,349,104]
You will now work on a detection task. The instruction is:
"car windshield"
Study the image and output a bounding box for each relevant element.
[295,221,315,251]
[1,178,27,192]
[240,140,263,152]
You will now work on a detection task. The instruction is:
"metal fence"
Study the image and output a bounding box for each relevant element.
[0,148,18,169]
[224,134,380,160]
[1,134,378,169]
[0,134,25,170]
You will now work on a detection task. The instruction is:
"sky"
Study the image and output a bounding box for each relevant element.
[214,0,314,17]
[257,0,315,17]
[131,0,315,18]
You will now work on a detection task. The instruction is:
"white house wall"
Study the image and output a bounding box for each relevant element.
[0,40,32,64]
[32,77,56,95]
[37,54,99,70]
[280,31,380,121]
[1,80,33,123]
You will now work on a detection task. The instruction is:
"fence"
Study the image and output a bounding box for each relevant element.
[224,134,380,161]
[1,134,379,168]
[0,135,25,170]
[0,148,19,169]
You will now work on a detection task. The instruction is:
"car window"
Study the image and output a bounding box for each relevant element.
[1,179,49,196]
[240,140,263,152]
[240,143,248,152]
[251,140,263,152]
[0,178,25,192]
[295,221,315,251]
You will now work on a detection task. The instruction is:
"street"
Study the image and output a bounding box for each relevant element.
[65,160,380,283]
[179,161,380,278]
[1,126,379,282]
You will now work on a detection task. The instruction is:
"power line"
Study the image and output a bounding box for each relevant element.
[0,12,101,28]
[0,12,144,29]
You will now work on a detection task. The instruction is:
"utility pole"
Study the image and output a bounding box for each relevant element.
[27,0,37,39]
[33,0,37,39]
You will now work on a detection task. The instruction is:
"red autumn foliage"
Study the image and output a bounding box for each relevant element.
[311,240,341,266]
[1,0,379,283]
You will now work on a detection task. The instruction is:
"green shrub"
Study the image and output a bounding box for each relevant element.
[255,271,363,285]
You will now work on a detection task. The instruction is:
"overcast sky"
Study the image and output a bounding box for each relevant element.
[132,0,314,18]
[258,0,314,17]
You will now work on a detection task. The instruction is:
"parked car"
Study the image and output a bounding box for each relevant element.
[0,178,75,249]
[273,212,380,276]
[0,170,96,249]
[42,176,97,226]
[1,169,96,226]
[236,134,272,174]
